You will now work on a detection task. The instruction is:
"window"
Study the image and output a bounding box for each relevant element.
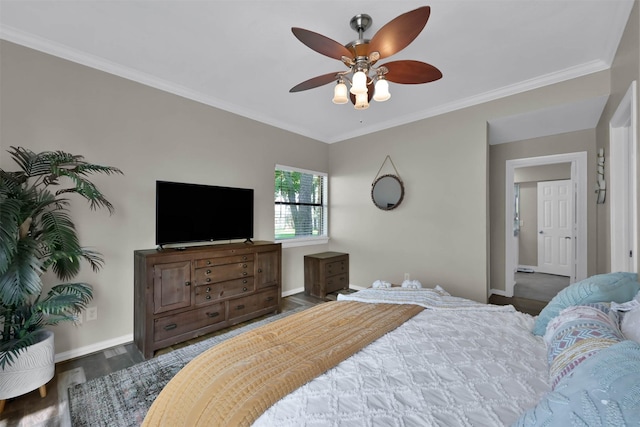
[275,165,328,246]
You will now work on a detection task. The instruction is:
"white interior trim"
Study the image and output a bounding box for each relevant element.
[505,152,588,297]
[610,80,638,272]
[54,333,133,363]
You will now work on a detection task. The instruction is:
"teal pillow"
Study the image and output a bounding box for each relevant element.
[533,272,640,336]
[514,340,640,426]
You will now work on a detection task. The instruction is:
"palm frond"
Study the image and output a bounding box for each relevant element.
[0,237,43,305]
[0,197,22,275]
[38,282,93,314]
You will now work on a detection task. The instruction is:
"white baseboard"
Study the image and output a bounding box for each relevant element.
[55,333,134,363]
[282,287,305,297]
[282,283,363,297]
[489,288,508,297]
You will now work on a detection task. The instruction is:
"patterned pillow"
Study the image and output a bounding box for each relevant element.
[514,340,640,427]
[533,272,640,336]
[544,303,623,389]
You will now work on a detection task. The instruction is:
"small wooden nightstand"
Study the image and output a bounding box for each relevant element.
[304,252,349,299]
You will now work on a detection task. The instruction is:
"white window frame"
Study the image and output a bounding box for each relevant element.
[275,164,329,248]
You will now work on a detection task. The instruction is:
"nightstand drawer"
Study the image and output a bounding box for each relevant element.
[325,258,348,276]
[326,273,348,294]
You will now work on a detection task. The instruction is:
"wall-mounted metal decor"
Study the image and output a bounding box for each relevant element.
[371,155,405,210]
[596,148,606,204]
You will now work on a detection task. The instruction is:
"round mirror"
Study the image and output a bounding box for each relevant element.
[371,174,404,210]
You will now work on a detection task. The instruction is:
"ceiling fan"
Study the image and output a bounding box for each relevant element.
[289,6,442,110]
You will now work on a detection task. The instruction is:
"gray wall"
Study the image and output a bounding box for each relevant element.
[330,72,609,303]
[596,1,640,273]
[0,40,330,358]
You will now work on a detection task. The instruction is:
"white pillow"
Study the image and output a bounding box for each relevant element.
[621,308,640,343]
[611,290,640,343]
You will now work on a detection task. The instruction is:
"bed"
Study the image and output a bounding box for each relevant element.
[142,273,640,426]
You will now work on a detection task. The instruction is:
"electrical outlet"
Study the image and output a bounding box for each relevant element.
[86,306,98,322]
[404,272,410,281]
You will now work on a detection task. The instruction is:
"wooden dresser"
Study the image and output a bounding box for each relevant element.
[134,241,281,359]
[304,252,349,299]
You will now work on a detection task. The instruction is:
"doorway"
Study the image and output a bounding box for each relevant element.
[610,81,638,273]
[505,152,587,298]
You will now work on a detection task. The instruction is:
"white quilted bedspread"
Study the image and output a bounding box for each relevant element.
[253,303,549,427]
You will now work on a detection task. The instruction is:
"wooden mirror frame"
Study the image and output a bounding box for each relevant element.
[371,174,405,210]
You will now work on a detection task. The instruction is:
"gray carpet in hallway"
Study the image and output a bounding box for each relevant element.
[513,272,570,302]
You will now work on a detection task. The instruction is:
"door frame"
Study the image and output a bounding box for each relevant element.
[505,152,587,297]
[610,80,638,273]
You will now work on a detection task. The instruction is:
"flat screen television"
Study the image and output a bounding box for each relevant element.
[155,180,254,246]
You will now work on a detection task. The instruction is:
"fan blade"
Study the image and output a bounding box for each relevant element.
[368,6,431,59]
[292,28,353,60]
[383,60,442,84]
[290,72,342,92]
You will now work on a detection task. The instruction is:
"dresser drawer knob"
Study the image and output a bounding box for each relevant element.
[206,278,211,283]
[206,260,211,265]
[243,256,247,260]
[242,264,247,268]
[258,268,263,273]
[207,311,220,318]
[184,281,191,286]
[206,287,211,292]
[242,287,248,292]
[164,323,177,331]
[243,272,248,276]
[206,269,211,274]
[236,304,245,310]
[243,279,248,284]
[205,295,211,300]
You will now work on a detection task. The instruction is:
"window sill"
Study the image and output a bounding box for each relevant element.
[276,236,329,249]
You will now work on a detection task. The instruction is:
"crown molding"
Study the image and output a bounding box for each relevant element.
[0,26,613,145]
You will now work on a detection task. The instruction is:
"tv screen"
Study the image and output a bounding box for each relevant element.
[156,181,254,246]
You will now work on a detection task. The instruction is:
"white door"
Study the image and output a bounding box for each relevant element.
[537,180,573,276]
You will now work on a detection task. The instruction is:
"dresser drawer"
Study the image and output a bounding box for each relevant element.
[325,258,348,276]
[195,277,255,305]
[154,303,224,342]
[325,273,348,294]
[228,288,279,320]
[195,254,253,268]
[195,262,253,284]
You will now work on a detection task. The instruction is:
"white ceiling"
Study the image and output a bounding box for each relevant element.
[0,1,634,143]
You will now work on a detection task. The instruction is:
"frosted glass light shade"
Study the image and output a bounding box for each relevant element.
[332,82,348,104]
[354,92,369,110]
[373,79,391,102]
[350,71,368,95]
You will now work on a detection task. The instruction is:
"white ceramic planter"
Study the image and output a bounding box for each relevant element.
[0,330,55,400]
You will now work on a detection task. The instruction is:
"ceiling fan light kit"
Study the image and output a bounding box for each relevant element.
[290,6,442,110]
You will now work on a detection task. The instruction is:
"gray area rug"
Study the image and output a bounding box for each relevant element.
[513,272,570,302]
[68,308,304,426]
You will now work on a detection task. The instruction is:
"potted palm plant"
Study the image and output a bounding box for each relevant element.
[0,146,122,407]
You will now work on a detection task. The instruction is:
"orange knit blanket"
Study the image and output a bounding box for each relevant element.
[142,301,423,427]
